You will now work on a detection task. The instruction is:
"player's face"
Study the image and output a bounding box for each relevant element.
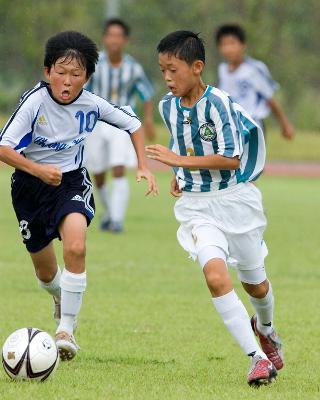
[159,53,203,97]
[103,25,128,55]
[44,58,88,104]
[218,35,245,64]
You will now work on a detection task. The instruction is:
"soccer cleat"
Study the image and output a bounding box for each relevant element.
[247,355,277,387]
[108,221,124,233]
[100,218,111,231]
[55,331,80,361]
[251,315,284,370]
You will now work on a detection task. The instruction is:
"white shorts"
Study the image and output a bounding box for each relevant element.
[84,121,137,174]
[174,182,268,271]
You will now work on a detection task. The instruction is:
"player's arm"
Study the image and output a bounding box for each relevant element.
[0,145,61,185]
[146,145,240,169]
[142,100,156,141]
[267,97,295,140]
[135,65,156,141]
[0,102,61,185]
[97,99,158,195]
[129,126,158,195]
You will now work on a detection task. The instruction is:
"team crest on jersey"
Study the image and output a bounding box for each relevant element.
[199,122,217,142]
[37,115,48,126]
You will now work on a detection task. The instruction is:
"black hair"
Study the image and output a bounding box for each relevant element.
[103,18,130,37]
[44,31,99,77]
[157,30,205,65]
[215,24,246,44]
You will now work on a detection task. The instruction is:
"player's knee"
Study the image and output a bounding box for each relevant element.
[243,280,269,298]
[112,166,125,178]
[64,240,86,261]
[204,268,229,293]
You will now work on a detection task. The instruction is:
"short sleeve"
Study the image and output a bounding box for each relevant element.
[209,94,241,158]
[95,95,141,134]
[0,99,40,152]
[133,64,154,102]
[250,63,278,100]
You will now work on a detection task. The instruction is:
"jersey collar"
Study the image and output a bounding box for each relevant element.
[176,85,211,111]
[42,81,83,106]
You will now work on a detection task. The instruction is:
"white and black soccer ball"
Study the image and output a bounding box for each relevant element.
[2,328,59,381]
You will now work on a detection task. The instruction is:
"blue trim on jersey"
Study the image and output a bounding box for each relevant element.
[78,145,85,168]
[190,107,212,192]
[238,115,259,182]
[207,92,235,157]
[0,84,44,141]
[14,108,40,151]
[176,109,193,191]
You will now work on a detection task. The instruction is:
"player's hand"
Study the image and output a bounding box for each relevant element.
[281,121,295,140]
[146,144,180,167]
[36,164,62,186]
[136,168,159,196]
[170,175,182,198]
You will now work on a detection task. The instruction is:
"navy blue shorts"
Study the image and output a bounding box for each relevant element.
[11,167,95,253]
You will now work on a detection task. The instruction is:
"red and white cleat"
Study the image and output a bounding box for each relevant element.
[251,315,284,370]
[248,355,277,387]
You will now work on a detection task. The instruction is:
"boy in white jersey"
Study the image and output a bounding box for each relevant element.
[147,31,283,386]
[85,18,156,232]
[0,31,157,361]
[216,24,294,139]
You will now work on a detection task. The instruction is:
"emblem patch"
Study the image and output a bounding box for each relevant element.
[199,122,217,142]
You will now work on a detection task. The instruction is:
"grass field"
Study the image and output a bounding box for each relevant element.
[0,168,320,399]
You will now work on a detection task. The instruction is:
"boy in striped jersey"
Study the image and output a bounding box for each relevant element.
[147,31,283,386]
[216,24,294,139]
[0,31,157,361]
[85,18,155,232]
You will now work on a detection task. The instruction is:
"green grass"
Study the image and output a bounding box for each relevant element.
[0,168,320,399]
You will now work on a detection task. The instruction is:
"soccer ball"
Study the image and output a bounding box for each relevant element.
[2,328,59,381]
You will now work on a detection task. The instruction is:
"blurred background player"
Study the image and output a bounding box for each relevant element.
[215,24,295,140]
[86,18,156,232]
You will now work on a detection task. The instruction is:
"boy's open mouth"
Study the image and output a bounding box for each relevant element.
[61,90,71,100]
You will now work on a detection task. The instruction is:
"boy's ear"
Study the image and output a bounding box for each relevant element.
[192,60,205,76]
[43,67,50,80]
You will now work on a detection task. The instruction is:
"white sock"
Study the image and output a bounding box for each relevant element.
[249,283,274,336]
[38,267,61,301]
[57,269,86,335]
[110,177,129,223]
[212,290,266,358]
[98,184,110,221]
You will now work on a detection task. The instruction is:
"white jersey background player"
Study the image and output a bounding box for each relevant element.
[85,18,155,232]
[215,24,294,139]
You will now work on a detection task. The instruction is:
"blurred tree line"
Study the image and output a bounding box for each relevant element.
[0,0,319,130]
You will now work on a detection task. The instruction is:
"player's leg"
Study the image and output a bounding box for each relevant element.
[200,247,277,386]
[199,246,265,358]
[55,212,87,360]
[108,128,132,232]
[30,242,61,325]
[238,267,283,371]
[229,226,283,372]
[109,165,128,232]
[85,121,110,228]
